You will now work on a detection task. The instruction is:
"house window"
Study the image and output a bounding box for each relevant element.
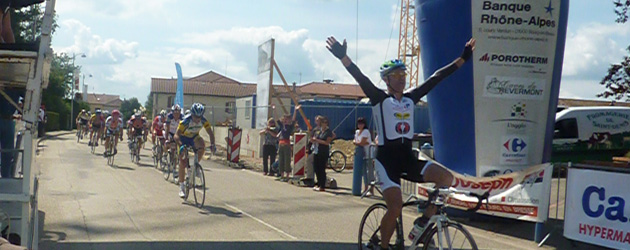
[554,118,578,139]
[167,96,174,106]
[245,100,251,119]
[225,101,235,114]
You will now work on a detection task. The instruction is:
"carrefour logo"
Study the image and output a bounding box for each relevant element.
[504,138,527,153]
[479,53,548,65]
[501,136,529,165]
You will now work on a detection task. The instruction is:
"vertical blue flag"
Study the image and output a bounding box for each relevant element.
[174,63,184,109]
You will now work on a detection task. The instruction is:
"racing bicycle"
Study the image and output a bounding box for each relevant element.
[359,185,489,250]
[180,145,206,208]
[89,129,99,154]
[163,141,179,183]
[105,132,117,166]
[129,134,143,163]
[152,136,166,169]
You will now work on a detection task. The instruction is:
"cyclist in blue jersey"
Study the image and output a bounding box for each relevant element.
[327,36,475,250]
[174,103,216,198]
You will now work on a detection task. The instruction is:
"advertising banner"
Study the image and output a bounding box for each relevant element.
[73,69,80,90]
[417,163,552,222]
[472,0,562,177]
[255,39,274,129]
[564,168,630,249]
[415,0,569,176]
[174,63,184,108]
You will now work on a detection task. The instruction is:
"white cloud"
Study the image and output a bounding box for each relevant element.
[56,0,174,19]
[559,79,610,100]
[302,37,412,88]
[56,19,138,65]
[562,22,630,78]
[179,26,309,46]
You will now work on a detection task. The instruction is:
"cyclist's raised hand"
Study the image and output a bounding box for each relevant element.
[326,36,347,60]
[460,38,476,61]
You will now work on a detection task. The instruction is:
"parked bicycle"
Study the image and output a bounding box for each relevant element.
[327,140,346,173]
[180,145,206,208]
[358,185,489,250]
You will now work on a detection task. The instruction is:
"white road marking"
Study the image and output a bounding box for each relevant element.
[224,203,298,240]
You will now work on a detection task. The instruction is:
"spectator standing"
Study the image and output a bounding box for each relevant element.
[276,105,300,181]
[259,118,279,176]
[352,117,372,196]
[311,116,334,191]
[302,115,323,187]
[37,105,45,138]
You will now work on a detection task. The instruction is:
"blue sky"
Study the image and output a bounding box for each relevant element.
[51,0,630,104]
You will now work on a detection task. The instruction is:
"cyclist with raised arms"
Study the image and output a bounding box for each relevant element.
[327,36,475,250]
[103,110,124,157]
[174,103,216,198]
[88,108,105,147]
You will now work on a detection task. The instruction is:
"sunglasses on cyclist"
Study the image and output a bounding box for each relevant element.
[387,71,407,79]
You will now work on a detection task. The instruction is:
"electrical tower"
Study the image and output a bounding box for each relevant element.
[398,0,421,89]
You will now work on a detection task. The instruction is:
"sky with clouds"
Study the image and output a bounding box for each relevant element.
[51,0,630,104]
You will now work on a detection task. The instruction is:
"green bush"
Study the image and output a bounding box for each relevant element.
[46,111,60,131]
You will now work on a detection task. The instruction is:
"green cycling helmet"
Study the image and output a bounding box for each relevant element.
[379,59,406,79]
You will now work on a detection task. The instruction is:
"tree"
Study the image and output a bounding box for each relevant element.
[42,53,79,130]
[614,0,630,23]
[145,93,153,118]
[120,98,142,121]
[10,4,58,43]
[598,1,630,100]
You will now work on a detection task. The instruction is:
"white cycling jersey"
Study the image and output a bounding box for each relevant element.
[166,112,182,134]
[105,116,123,131]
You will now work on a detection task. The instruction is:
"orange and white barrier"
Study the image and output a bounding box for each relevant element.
[292,133,307,177]
[227,128,242,163]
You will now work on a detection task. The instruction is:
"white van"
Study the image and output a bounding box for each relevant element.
[552,107,630,163]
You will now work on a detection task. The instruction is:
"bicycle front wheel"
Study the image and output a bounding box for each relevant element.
[192,163,206,208]
[329,150,346,173]
[422,222,477,250]
[358,203,401,250]
[163,152,173,180]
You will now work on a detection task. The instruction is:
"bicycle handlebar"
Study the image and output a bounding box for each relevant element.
[420,186,490,213]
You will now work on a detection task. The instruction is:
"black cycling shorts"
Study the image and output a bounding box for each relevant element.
[373,144,429,191]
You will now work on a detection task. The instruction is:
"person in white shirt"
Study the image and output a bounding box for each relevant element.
[353,117,372,195]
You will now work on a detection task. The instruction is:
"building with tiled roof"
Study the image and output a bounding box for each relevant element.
[86,93,122,113]
[149,71,370,124]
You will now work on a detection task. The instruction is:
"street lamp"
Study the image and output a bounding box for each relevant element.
[70,53,86,129]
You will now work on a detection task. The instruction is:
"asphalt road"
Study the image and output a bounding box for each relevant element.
[33,131,601,250]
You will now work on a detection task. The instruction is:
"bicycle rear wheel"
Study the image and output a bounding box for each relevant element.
[358,203,401,250]
[422,222,477,250]
[192,163,206,208]
[328,150,346,173]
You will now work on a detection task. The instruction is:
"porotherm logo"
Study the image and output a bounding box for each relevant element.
[479,53,548,65]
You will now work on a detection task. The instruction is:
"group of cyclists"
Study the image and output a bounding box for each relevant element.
[75,102,217,199]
